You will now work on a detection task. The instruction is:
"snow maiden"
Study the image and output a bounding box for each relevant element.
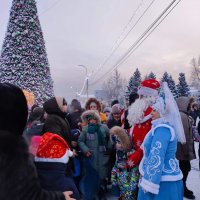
[138,82,186,200]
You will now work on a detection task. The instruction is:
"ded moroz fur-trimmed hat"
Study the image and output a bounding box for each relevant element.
[137,79,160,97]
[35,132,73,163]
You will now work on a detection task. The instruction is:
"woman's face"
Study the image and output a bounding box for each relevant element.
[90,104,97,110]
[151,109,161,120]
[62,104,67,113]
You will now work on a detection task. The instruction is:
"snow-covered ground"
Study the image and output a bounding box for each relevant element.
[186,142,200,200]
[107,142,200,200]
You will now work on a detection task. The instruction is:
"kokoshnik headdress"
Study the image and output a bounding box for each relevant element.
[153,82,186,144]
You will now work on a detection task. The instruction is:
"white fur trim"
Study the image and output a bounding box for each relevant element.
[138,86,158,96]
[35,150,73,164]
[161,173,183,181]
[140,178,159,194]
[140,114,152,123]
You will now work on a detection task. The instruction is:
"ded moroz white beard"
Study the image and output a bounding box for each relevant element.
[127,96,157,126]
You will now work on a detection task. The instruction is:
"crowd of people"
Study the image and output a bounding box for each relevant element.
[0,78,199,200]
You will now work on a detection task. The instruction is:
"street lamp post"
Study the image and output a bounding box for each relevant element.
[77,65,89,100]
[70,86,78,99]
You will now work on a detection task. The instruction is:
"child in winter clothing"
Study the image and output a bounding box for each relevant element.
[78,110,112,200]
[110,126,139,200]
[70,129,82,189]
[35,132,80,200]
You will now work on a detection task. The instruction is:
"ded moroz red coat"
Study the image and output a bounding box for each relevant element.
[127,107,152,168]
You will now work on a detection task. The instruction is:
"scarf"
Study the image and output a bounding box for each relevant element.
[87,124,106,146]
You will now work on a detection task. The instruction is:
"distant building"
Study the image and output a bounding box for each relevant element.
[189,86,200,102]
[79,94,95,107]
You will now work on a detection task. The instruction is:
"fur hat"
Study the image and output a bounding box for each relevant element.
[111,104,121,114]
[35,132,73,163]
[137,79,160,96]
[0,83,28,135]
[110,126,131,151]
[81,110,101,124]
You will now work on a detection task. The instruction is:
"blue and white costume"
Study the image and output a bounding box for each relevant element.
[138,118,183,200]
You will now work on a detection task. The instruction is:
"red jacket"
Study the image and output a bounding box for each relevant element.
[127,107,152,168]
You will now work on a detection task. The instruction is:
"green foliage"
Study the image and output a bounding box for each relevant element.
[177,73,190,97]
[127,68,141,95]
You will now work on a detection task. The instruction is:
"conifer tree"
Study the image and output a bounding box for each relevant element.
[161,72,169,83]
[146,71,156,79]
[168,75,178,98]
[127,68,141,94]
[0,0,54,104]
[177,73,190,97]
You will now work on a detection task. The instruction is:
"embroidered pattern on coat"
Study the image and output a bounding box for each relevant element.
[163,158,180,173]
[146,141,161,180]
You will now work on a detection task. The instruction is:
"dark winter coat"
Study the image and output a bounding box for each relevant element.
[107,116,122,129]
[0,131,65,200]
[176,97,196,161]
[123,109,131,130]
[43,97,73,176]
[67,111,83,130]
[35,162,80,199]
[43,97,71,144]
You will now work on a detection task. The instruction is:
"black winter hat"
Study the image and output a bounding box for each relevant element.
[0,83,28,135]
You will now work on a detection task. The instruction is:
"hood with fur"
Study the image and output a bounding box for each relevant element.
[110,126,131,151]
[43,97,66,118]
[81,110,101,124]
[176,96,190,113]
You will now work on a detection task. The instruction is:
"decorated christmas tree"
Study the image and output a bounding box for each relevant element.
[177,73,190,97]
[0,0,54,104]
[127,68,141,94]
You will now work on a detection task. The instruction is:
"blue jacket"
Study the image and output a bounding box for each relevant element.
[139,118,183,194]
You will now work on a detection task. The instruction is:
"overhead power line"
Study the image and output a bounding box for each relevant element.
[40,0,63,16]
[89,0,182,86]
[91,0,156,80]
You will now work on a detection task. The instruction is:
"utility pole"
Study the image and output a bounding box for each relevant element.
[78,65,89,100]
